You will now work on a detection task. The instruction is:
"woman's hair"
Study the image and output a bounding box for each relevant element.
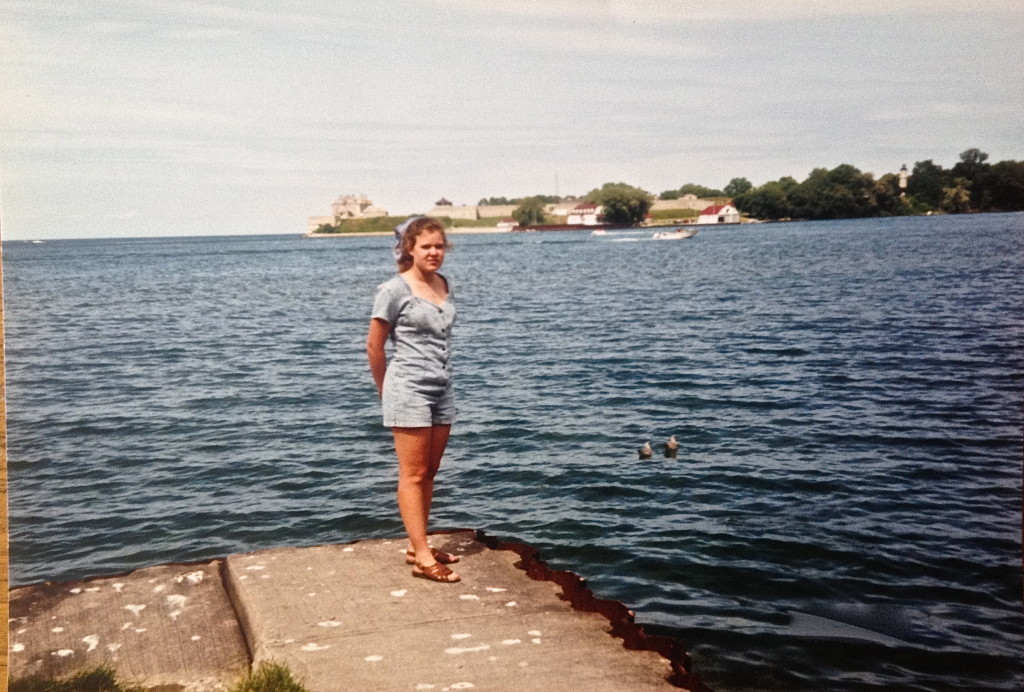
[396,216,449,272]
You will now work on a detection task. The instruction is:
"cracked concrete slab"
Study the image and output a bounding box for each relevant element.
[8,561,249,690]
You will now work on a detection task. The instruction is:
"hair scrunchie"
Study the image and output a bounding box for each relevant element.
[393,215,423,261]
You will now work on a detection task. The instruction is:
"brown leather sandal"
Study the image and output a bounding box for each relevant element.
[411,560,461,583]
[406,548,460,565]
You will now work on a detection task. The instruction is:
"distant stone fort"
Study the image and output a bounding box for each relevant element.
[308,194,714,233]
[307,194,389,233]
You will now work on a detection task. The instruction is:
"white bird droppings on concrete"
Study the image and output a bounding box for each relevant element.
[167,594,187,610]
[343,547,355,552]
[528,630,542,636]
[82,635,99,652]
[108,643,122,652]
[125,604,146,617]
[300,643,330,652]
[135,628,147,634]
[459,594,480,601]
[501,639,521,645]
[191,635,201,641]
[505,601,518,607]
[364,654,384,662]
[51,627,65,633]
[112,583,125,593]
[69,588,82,594]
[85,587,100,593]
[445,644,490,655]
[450,633,472,639]
[414,685,436,691]
[153,584,166,593]
[246,565,266,571]
[391,589,408,597]
[485,587,507,593]
[317,621,341,628]
[53,649,74,657]
[450,683,476,689]
[11,643,25,652]
[169,611,183,621]
[177,571,205,584]
[531,638,542,644]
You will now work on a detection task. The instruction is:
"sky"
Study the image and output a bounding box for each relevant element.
[1,0,1022,239]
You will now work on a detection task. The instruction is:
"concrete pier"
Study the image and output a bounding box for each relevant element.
[8,530,709,691]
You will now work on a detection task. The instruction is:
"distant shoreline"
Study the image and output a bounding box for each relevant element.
[304,225,512,238]
[302,221,729,239]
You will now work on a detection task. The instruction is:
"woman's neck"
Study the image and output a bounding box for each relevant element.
[402,266,436,283]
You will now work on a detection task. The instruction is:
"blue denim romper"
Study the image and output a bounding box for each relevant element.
[371,274,456,427]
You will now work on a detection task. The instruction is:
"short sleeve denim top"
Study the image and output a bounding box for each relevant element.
[371,274,455,391]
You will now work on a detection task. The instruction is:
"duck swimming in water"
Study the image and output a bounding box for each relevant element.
[664,435,679,459]
[639,441,653,459]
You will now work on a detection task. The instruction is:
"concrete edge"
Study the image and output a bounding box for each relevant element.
[10,555,233,591]
[471,529,712,692]
[218,558,256,665]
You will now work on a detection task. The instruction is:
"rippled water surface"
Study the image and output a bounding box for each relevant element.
[5,214,1023,691]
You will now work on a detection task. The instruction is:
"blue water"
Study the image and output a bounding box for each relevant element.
[4,214,1022,691]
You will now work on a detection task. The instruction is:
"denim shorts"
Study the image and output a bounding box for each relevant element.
[382,372,456,428]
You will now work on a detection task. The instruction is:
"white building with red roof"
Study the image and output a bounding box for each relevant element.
[567,203,603,225]
[697,203,740,225]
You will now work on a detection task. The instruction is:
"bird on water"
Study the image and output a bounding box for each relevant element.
[665,435,679,459]
[639,441,653,459]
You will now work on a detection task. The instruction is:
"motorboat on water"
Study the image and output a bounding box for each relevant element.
[591,229,608,236]
[652,226,698,240]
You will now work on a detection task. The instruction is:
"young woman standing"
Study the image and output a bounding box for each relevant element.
[366,216,461,583]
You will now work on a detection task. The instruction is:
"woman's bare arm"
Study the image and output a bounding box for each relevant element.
[366,317,390,398]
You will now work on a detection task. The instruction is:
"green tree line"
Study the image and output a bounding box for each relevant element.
[733,149,1024,220]
[509,148,1021,226]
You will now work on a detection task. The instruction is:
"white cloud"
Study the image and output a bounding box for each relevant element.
[480,23,700,59]
[117,0,332,28]
[424,0,1023,23]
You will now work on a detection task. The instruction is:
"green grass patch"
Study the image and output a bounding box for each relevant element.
[10,665,144,692]
[313,214,516,233]
[315,215,412,234]
[648,208,699,221]
[230,662,310,692]
[10,662,309,692]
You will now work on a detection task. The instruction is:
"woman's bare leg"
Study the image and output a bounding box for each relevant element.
[393,425,451,567]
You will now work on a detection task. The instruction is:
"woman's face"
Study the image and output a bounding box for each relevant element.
[409,230,446,273]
